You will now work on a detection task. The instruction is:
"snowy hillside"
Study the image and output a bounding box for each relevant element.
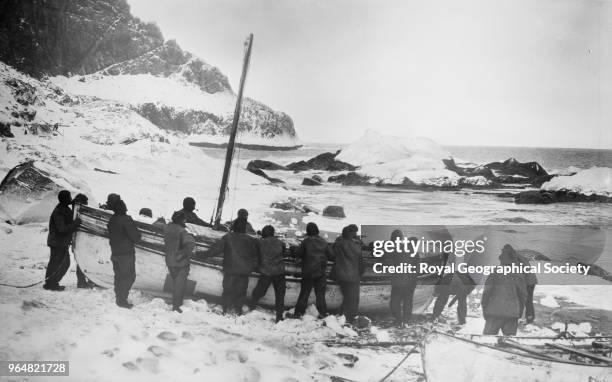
[0,1,299,148]
[0,62,287,224]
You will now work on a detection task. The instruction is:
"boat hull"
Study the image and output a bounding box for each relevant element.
[73,205,435,313]
[421,332,612,382]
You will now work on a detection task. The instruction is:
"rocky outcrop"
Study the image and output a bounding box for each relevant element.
[322,205,346,218]
[484,158,553,185]
[102,40,231,94]
[286,151,357,173]
[0,0,164,77]
[327,172,371,186]
[444,157,552,187]
[514,190,612,204]
[301,177,322,186]
[443,158,495,179]
[247,160,287,171]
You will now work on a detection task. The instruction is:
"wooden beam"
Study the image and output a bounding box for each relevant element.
[500,339,568,362]
[545,342,612,364]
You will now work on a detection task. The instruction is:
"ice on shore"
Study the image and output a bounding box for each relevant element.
[541,167,612,196]
[336,130,491,187]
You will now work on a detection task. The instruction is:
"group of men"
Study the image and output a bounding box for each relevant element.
[44,190,536,332]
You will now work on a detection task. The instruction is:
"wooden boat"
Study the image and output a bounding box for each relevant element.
[71,34,441,314]
[421,331,612,382]
[73,204,438,313]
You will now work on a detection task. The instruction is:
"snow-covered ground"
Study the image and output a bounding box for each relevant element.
[2,222,610,382]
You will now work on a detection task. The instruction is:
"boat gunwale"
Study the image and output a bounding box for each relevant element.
[74,204,441,287]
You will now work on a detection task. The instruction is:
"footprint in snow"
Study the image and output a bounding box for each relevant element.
[157,331,178,341]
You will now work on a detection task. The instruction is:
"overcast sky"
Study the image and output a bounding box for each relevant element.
[128,0,611,149]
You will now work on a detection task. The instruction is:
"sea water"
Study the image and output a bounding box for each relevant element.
[201,144,612,269]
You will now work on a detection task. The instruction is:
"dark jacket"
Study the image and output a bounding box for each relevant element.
[384,246,420,286]
[208,232,257,275]
[518,255,538,286]
[107,214,141,256]
[163,222,195,267]
[47,203,79,247]
[332,237,363,282]
[179,209,211,227]
[231,218,256,234]
[481,273,527,319]
[296,235,334,278]
[257,236,285,276]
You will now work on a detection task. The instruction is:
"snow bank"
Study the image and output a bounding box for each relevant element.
[541,167,612,196]
[336,130,492,187]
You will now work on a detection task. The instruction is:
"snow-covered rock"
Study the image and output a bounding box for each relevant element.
[541,167,612,197]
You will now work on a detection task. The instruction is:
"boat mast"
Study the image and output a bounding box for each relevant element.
[213,33,254,228]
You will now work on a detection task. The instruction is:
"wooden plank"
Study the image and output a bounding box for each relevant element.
[593,341,612,351]
[500,339,568,362]
[546,343,612,364]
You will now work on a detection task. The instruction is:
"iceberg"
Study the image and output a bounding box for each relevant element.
[336,130,491,187]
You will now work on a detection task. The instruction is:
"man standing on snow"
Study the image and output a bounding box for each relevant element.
[481,245,527,335]
[332,224,363,323]
[44,190,81,291]
[163,211,195,313]
[107,200,141,308]
[179,197,211,227]
[250,225,286,322]
[206,217,258,314]
[385,230,421,327]
[294,222,334,318]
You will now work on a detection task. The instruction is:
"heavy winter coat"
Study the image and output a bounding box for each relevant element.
[332,237,363,282]
[178,208,210,227]
[208,232,258,275]
[47,203,79,247]
[163,222,195,267]
[384,247,420,286]
[257,236,285,276]
[296,235,333,278]
[481,273,527,319]
[107,214,141,256]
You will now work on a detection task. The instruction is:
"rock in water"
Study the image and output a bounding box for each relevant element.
[322,205,345,218]
[327,172,371,186]
[515,190,612,204]
[287,151,357,172]
[484,158,552,185]
[302,177,322,186]
[311,175,323,183]
[247,160,287,171]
